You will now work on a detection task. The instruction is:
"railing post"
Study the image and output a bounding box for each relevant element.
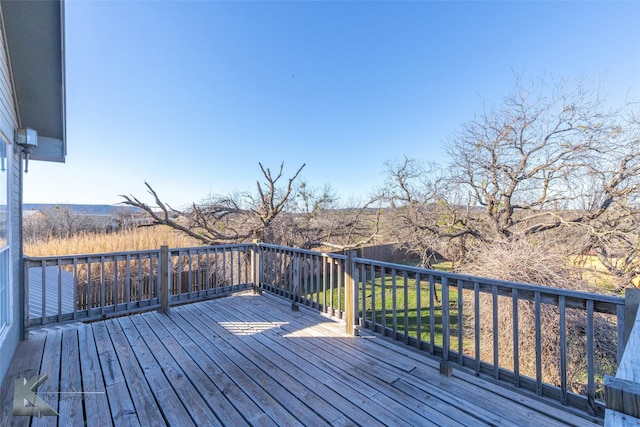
[252,240,263,295]
[292,254,300,311]
[158,245,170,314]
[345,250,356,336]
[22,258,30,340]
[623,288,640,353]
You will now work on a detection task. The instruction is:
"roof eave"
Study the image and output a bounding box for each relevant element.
[1,0,66,163]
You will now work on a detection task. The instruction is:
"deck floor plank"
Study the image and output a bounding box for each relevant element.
[240,296,513,425]
[146,307,286,426]
[278,293,590,423]
[121,316,225,426]
[172,307,330,426]
[173,304,337,427]
[116,316,199,427]
[224,294,480,426]
[280,295,584,426]
[77,323,112,427]
[206,297,448,427]
[230,293,595,427]
[220,295,470,427]
[31,329,62,427]
[135,312,270,427]
[179,302,372,426]
[125,314,229,427]
[1,291,599,426]
[0,330,46,427]
[103,318,167,426]
[188,304,398,426]
[91,321,141,426]
[57,328,83,426]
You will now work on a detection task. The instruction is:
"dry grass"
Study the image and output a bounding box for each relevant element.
[24,226,203,257]
[571,255,640,289]
[461,238,618,400]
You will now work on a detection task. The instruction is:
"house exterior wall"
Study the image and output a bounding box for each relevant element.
[0,7,19,385]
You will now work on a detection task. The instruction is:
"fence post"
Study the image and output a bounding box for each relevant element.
[292,254,300,311]
[345,250,357,336]
[624,288,640,352]
[252,240,263,295]
[159,245,170,314]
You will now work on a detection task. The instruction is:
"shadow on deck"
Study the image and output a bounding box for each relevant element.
[0,292,595,426]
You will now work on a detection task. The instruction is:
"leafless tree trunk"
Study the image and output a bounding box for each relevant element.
[121,163,305,245]
[121,162,384,250]
[382,76,640,287]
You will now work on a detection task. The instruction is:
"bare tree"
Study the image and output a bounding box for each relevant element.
[24,206,97,242]
[121,163,385,250]
[383,76,640,287]
[275,181,385,250]
[447,77,639,286]
[121,162,305,245]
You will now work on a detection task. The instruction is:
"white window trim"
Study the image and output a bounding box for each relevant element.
[0,133,12,339]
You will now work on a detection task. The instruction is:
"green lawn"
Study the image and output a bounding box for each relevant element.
[301,271,461,349]
[360,275,460,348]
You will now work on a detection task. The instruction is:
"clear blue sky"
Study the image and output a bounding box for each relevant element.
[23,1,640,209]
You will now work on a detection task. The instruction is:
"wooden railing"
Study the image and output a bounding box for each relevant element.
[24,244,255,327]
[257,243,347,316]
[255,244,628,420]
[24,242,634,420]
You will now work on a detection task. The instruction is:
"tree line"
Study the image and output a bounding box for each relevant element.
[122,76,639,292]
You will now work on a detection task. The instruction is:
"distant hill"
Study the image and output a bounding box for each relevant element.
[23,204,143,216]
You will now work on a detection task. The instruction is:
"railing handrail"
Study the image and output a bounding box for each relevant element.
[257,242,348,260]
[24,243,256,262]
[353,256,624,309]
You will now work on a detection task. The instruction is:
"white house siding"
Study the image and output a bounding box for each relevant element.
[0,6,19,386]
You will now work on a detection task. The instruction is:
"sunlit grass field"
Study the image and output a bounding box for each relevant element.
[24,226,202,257]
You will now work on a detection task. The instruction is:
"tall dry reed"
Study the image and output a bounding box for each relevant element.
[24,226,202,257]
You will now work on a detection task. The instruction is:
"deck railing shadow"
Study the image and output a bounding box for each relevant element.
[24,242,639,422]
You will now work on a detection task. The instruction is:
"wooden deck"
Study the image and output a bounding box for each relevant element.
[1,292,596,426]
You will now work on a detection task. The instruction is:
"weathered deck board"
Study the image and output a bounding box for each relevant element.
[226,292,596,427]
[127,313,249,427]
[199,298,445,426]
[0,292,597,426]
[223,294,522,426]
[115,316,197,426]
[180,303,390,426]
[142,313,275,425]
[31,329,61,427]
[57,328,83,426]
[103,318,166,426]
[0,330,46,427]
[166,310,317,425]
[175,309,342,423]
[216,296,467,426]
[77,323,112,427]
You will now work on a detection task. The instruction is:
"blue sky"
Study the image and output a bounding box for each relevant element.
[23,1,640,208]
